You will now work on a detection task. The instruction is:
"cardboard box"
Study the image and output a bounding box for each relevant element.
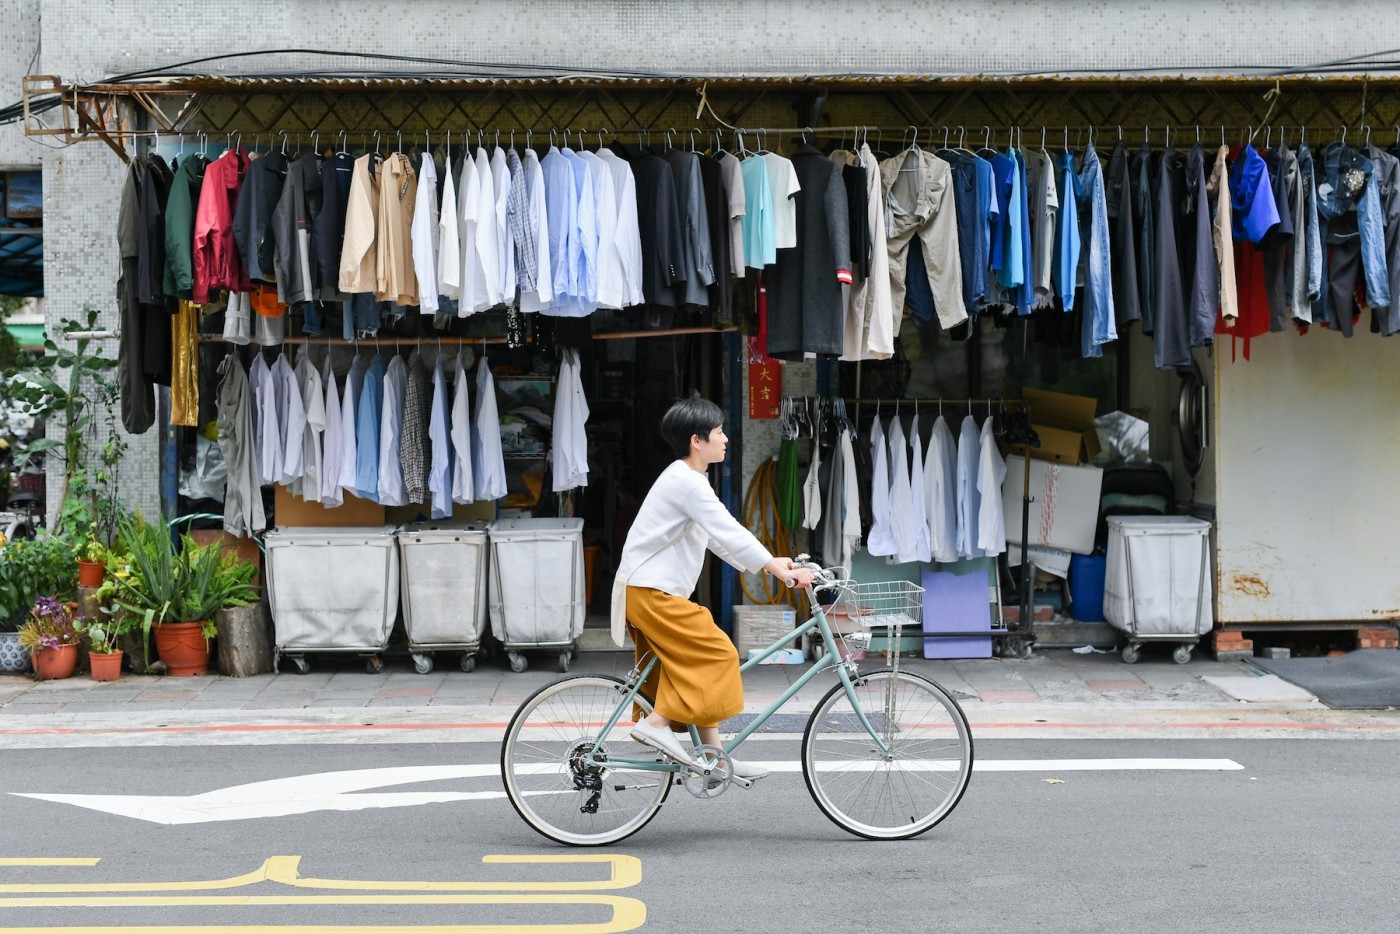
[1002,455,1104,555]
[1016,388,1102,464]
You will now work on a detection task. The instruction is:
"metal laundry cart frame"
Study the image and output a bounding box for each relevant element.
[1110,518,1212,665]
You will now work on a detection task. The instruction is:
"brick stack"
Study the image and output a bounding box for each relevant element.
[1356,628,1399,650]
[1211,630,1254,660]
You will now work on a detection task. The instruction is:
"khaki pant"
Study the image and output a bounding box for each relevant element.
[626,587,744,730]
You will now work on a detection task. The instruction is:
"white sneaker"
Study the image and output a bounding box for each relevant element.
[728,757,770,781]
[629,720,695,765]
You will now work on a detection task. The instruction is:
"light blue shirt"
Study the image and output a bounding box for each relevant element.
[997,147,1026,293]
[1077,144,1118,358]
[1053,150,1082,313]
[376,355,407,507]
[740,156,775,269]
[542,147,577,308]
[558,147,598,315]
[353,354,385,502]
[955,415,981,560]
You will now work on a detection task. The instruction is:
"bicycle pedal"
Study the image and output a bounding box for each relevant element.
[730,775,754,789]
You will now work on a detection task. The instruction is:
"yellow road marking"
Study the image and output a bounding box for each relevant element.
[0,855,638,894]
[0,927,643,934]
[0,860,100,867]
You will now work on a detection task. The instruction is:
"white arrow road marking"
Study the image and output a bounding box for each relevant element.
[12,758,1243,825]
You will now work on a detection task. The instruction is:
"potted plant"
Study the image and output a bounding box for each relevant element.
[74,522,108,588]
[0,533,78,673]
[108,512,259,676]
[72,594,134,682]
[17,595,82,680]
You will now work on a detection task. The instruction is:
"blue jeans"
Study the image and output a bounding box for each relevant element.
[939,151,990,317]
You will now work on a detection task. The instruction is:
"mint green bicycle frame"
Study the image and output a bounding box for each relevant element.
[583,593,891,774]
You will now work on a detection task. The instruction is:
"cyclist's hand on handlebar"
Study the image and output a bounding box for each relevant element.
[764,556,817,590]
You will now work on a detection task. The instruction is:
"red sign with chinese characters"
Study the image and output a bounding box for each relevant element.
[748,359,781,419]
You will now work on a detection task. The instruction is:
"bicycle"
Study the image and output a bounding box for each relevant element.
[500,558,974,845]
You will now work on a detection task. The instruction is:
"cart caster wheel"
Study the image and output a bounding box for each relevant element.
[558,651,572,673]
[1121,644,1141,664]
[1173,645,1193,665]
[365,656,386,674]
[288,656,310,675]
[508,652,527,673]
[1017,641,1034,660]
[412,654,433,675]
[460,654,477,673]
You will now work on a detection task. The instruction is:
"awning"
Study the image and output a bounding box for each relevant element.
[4,323,45,349]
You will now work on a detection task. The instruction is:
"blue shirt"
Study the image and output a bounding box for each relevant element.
[1053,150,1082,311]
[1230,145,1281,243]
[353,354,385,501]
[740,156,775,269]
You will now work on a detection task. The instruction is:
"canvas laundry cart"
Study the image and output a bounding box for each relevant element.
[488,517,586,672]
[396,520,492,674]
[1103,516,1213,664]
[263,526,400,674]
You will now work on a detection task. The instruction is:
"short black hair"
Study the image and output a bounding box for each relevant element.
[660,395,724,458]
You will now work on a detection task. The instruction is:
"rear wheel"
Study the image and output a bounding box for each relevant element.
[501,675,671,846]
[802,669,973,840]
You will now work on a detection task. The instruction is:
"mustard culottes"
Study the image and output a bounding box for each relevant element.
[625,586,744,730]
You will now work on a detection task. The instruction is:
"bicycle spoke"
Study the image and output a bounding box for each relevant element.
[802,670,973,840]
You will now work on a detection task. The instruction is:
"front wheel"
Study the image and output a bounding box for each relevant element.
[802,669,974,840]
[501,675,671,846]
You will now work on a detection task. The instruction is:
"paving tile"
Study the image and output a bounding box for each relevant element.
[0,703,66,714]
[374,687,437,699]
[1085,679,1150,692]
[975,689,1041,703]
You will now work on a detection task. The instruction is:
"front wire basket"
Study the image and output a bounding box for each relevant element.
[821,579,925,664]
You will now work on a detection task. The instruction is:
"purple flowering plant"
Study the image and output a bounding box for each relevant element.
[17,595,83,652]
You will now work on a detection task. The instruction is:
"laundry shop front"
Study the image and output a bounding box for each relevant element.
[15,4,1400,672]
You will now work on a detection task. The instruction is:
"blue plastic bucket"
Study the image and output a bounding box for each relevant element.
[1068,554,1107,622]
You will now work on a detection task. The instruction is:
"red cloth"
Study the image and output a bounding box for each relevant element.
[192,148,251,303]
[1215,240,1269,361]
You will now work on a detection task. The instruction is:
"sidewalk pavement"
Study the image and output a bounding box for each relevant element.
[2,647,1397,747]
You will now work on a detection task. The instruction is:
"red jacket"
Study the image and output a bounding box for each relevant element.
[193,148,251,302]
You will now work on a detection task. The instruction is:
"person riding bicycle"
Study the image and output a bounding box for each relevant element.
[610,395,815,781]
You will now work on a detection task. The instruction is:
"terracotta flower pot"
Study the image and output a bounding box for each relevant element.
[32,643,79,680]
[153,621,209,676]
[77,560,105,589]
[89,649,124,682]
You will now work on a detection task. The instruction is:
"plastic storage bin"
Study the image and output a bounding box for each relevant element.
[488,518,585,673]
[1103,515,1212,664]
[264,526,400,674]
[1068,554,1107,622]
[397,520,491,674]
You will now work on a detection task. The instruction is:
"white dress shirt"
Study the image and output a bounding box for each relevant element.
[839,429,861,569]
[436,152,460,302]
[925,415,959,563]
[596,149,644,307]
[908,413,932,563]
[887,416,919,564]
[976,417,1007,557]
[955,415,981,560]
[472,147,502,311]
[249,354,274,486]
[427,356,452,519]
[456,156,481,315]
[550,348,590,492]
[292,352,324,501]
[450,350,475,504]
[472,356,507,502]
[609,459,774,646]
[579,150,622,309]
[337,354,366,496]
[491,146,516,302]
[377,354,407,507]
[865,417,895,557]
[411,153,440,314]
[319,356,343,508]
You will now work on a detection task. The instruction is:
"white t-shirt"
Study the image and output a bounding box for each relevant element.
[763,152,802,250]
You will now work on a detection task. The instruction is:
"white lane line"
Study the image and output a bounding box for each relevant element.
[11,758,1243,825]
